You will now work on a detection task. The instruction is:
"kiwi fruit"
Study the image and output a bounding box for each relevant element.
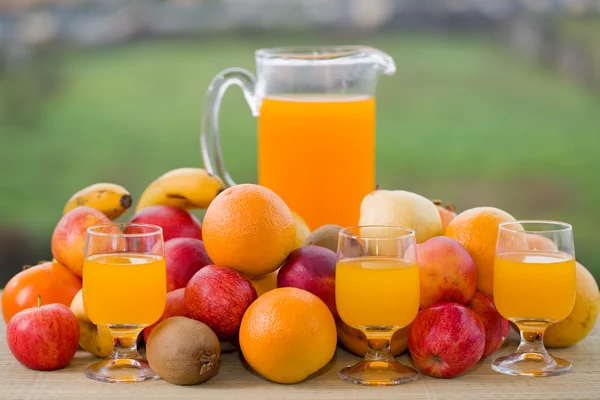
[303,224,343,252]
[341,237,366,259]
[146,316,220,385]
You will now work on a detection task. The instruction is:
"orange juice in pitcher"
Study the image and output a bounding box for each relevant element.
[201,47,395,229]
[258,95,375,229]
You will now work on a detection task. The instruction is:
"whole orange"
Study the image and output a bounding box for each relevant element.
[202,184,296,277]
[239,287,337,384]
[445,206,516,297]
[2,261,82,323]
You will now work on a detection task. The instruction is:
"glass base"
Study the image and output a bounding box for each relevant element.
[85,358,159,383]
[339,358,419,386]
[492,352,571,377]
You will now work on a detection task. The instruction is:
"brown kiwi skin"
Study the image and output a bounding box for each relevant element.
[303,224,344,253]
[146,316,221,385]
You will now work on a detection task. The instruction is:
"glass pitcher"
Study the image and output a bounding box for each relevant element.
[200,46,396,230]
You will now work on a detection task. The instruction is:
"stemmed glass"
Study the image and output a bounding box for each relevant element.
[492,220,576,377]
[83,223,167,382]
[336,226,420,386]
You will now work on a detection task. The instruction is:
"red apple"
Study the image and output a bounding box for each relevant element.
[7,301,79,371]
[469,292,510,357]
[129,205,202,242]
[51,206,112,277]
[185,265,257,340]
[416,236,477,308]
[408,302,485,378]
[143,288,187,343]
[164,238,213,292]
[277,246,337,319]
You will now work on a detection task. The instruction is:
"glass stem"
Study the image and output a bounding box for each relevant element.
[514,321,553,363]
[109,328,143,360]
[366,338,394,361]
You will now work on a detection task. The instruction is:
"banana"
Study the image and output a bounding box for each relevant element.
[135,168,225,213]
[63,183,132,220]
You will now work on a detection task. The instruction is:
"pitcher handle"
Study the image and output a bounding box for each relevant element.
[200,68,257,188]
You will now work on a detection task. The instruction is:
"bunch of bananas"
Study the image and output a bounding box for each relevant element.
[63,168,225,219]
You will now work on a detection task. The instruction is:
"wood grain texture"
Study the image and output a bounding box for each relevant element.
[1,294,599,400]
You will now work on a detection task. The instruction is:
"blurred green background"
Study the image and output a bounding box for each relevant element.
[1,1,599,286]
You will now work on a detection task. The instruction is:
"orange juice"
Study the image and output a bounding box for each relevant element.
[258,95,375,230]
[336,257,419,330]
[83,253,166,326]
[494,251,576,322]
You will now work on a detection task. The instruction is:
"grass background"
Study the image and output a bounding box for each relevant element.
[1,32,599,284]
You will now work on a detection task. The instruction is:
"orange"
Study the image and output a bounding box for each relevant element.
[239,287,337,384]
[445,206,516,297]
[2,261,82,323]
[202,184,296,277]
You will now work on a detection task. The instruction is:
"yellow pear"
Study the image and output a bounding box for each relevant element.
[246,270,279,297]
[70,289,114,358]
[359,190,442,243]
[292,212,311,249]
[544,262,599,348]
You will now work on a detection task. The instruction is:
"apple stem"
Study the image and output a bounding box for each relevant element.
[37,295,41,308]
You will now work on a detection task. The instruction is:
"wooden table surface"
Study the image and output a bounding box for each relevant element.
[1,301,599,400]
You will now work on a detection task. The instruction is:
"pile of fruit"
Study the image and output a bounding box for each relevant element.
[1,167,599,384]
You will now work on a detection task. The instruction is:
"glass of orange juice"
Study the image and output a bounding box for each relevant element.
[492,220,576,377]
[335,225,420,385]
[83,223,166,383]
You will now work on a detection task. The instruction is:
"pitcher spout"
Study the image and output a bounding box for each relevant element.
[364,48,396,75]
